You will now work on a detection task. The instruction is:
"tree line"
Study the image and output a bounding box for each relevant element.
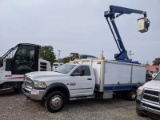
[40,46,160,66]
[39,46,70,67]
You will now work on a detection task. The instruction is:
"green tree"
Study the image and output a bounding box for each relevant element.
[60,56,70,63]
[153,58,160,65]
[39,46,56,67]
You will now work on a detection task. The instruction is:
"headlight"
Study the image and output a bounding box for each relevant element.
[33,80,47,88]
[137,87,143,99]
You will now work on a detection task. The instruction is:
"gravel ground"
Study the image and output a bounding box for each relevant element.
[0,93,151,120]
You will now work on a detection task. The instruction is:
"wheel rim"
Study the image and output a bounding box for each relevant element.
[50,95,63,109]
[131,91,136,99]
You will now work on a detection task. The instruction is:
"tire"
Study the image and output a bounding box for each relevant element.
[136,107,146,117]
[45,91,65,113]
[121,91,128,99]
[127,88,136,101]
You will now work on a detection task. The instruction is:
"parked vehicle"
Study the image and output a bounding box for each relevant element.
[136,72,160,120]
[52,62,63,70]
[70,53,97,61]
[152,71,158,78]
[22,59,146,112]
[146,73,152,82]
[21,5,148,113]
[0,43,51,94]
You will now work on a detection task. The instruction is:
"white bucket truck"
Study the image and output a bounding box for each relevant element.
[22,59,146,112]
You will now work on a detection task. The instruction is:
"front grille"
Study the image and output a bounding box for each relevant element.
[142,90,160,104]
[149,112,160,120]
[141,89,160,116]
[22,88,29,94]
[24,76,33,88]
[25,82,32,88]
[145,90,159,96]
[142,103,160,111]
[26,76,32,81]
[143,94,159,102]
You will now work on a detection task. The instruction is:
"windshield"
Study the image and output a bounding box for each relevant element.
[0,46,18,60]
[154,72,160,80]
[54,64,76,74]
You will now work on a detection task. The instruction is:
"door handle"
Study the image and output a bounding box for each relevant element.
[87,78,92,80]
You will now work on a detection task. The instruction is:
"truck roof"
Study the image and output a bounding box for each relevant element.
[17,43,40,47]
[0,43,40,61]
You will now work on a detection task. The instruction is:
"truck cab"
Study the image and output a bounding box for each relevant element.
[136,72,160,119]
[22,63,95,112]
[0,43,51,93]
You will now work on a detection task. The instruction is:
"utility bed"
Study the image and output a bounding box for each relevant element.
[74,59,146,99]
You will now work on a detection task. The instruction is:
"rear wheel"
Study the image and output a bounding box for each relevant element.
[127,88,136,101]
[45,91,65,113]
[121,91,128,99]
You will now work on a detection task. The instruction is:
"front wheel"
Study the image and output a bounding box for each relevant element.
[127,88,136,101]
[45,91,65,113]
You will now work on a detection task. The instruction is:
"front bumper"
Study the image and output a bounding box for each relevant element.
[22,84,46,101]
[136,98,160,119]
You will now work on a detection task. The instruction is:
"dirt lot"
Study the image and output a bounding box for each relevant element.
[0,93,151,120]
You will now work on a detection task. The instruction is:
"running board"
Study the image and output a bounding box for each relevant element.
[70,95,95,100]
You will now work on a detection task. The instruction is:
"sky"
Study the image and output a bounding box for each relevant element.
[0,0,159,64]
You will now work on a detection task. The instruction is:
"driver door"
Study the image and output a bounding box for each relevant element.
[69,65,95,97]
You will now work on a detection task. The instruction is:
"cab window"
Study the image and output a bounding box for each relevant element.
[73,66,90,76]
[154,73,160,80]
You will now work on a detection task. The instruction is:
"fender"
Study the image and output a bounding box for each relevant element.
[42,82,70,100]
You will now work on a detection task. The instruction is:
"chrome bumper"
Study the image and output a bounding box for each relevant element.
[22,84,45,101]
[137,98,160,117]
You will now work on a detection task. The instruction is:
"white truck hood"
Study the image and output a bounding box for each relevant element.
[26,71,66,80]
[143,80,160,90]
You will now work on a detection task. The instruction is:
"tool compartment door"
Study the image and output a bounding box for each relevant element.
[104,62,132,84]
[132,65,146,83]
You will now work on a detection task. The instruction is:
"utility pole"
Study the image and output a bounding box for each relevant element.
[101,51,105,60]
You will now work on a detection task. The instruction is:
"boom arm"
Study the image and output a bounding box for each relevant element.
[104,5,150,61]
